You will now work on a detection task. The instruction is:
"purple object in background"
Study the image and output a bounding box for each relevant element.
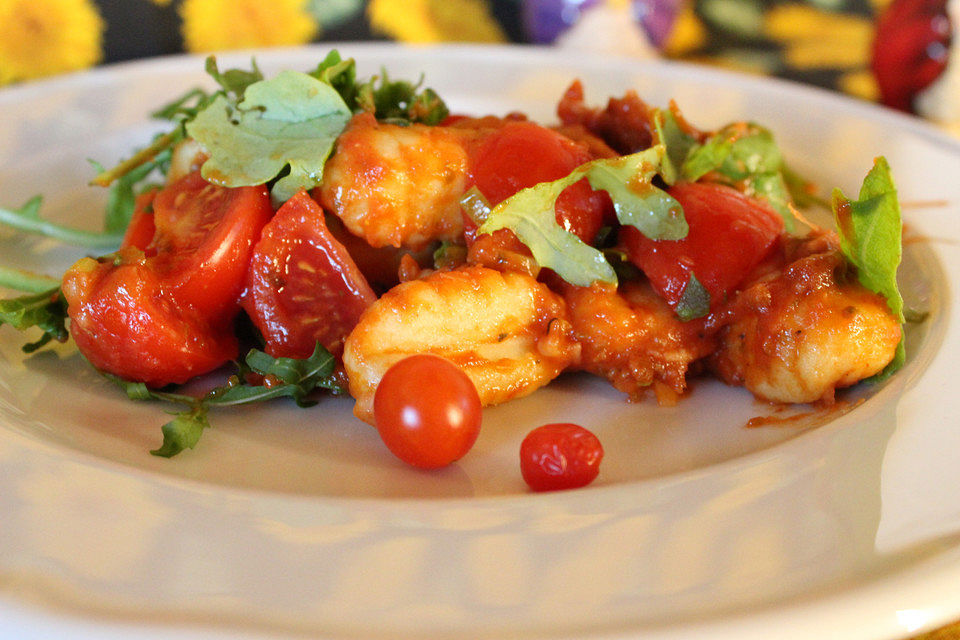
[522,0,682,48]
[522,0,602,43]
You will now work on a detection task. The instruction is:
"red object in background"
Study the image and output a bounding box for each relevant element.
[872,0,952,112]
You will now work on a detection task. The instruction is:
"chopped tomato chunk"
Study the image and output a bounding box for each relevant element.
[623,182,784,310]
[243,190,377,359]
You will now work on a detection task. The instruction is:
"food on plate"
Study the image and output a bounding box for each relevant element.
[0,51,907,475]
[520,422,604,492]
[373,354,482,469]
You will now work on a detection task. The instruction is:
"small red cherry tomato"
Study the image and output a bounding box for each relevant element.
[520,423,604,492]
[373,355,483,469]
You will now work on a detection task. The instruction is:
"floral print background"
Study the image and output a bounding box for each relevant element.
[0,0,894,102]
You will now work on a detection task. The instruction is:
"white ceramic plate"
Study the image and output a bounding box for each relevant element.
[1,44,958,640]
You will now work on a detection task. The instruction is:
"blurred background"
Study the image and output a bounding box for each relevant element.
[0,0,954,131]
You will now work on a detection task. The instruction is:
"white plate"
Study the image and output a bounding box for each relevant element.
[1,44,959,640]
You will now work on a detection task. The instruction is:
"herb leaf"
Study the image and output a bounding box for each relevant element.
[107,343,342,457]
[0,287,69,353]
[665,121,797,231]
[831,156,905,378]
[478,147,684,287]
[0,196,124,249]
[675,272,711,321]
[151,405,210,458]
[186,70,352,203]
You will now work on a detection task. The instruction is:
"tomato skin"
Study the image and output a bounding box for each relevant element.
[62,253,237,387]
[120,190,158,252]
[468,121,613,244]
[520,423,603,492]
[63,170,270,386]
[622,182,783,310]
[243,190,377,359]
[373,355,482,469]
[150,171,273,322]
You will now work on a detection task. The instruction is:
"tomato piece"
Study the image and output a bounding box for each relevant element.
[120,189,158,252]
[149,171,273,322]
[373,355,482,469]
[62,252,237,387]
[243,190,377,359]
[622,182,784,310]
[468,120,613,244]
[520,423,604,492]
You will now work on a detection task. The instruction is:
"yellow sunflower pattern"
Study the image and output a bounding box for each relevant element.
[0,0,104,85]
[180,0,318,53]
[368,0,506,43]
[0,0,922,109]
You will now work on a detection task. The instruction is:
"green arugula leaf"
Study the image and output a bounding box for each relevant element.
[205,56,264,100]
[0,196,124,249]
[478,146,684,287]
[831,156,905,379]
[670,121,797,231]
[152,405,210,458]
[675,272,711,321]
[652,108,699,186]
[0,286,69,353]
[107,343,342,457]
[187,70,352,203]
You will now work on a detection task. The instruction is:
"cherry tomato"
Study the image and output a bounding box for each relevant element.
[63,170,271,386]
[467,120,613,244]
[622,181,783,310]
[243,190,377,359]
[373,355,482,469]
[150,170,273,322]
[62,252,237,387]
[120,189,158,251]
[520,423,604,492]
[872,0,951,112]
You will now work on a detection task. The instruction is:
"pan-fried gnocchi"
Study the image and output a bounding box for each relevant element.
[343,266,580,423]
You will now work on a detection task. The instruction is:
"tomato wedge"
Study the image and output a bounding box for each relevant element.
[467,120,613,244]
[63,170,272,386]
[243,190,377,359]
[622,182,784,310]
[149,171,273,322]
[63,252,238,387]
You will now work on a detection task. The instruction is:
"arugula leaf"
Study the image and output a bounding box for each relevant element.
[662,121,797,231]
[0,286,69,353]
[108,343,342,457]
[652,108,699,186]
[152,405,210,458]
[831,156,905,378]
[309,52,449,124]
[478,146,684,287]
[186,70,352,203]
[477,179,618,287]
[675,272,711,321]
[204,56,264,100]
[0,196,124,249]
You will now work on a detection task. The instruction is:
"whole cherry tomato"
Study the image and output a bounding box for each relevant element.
[373,355,482,469]
[520,423,603,492]
[622,181,783,312]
